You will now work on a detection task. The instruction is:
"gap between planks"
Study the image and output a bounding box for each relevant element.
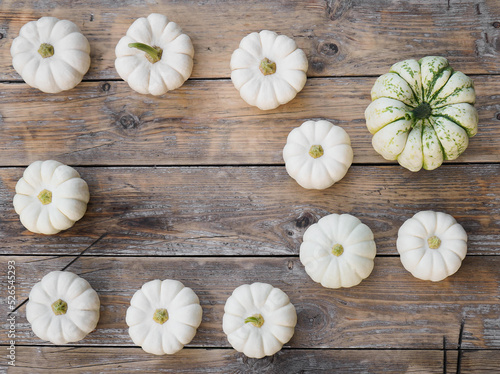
[0,72,499,84]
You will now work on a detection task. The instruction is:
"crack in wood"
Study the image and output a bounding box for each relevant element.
[443,336,446,374]
[183,235,238,241]
[61,233,108,271]
[456,318,466,374]
[56,142,115,157]
[7,234,107,315]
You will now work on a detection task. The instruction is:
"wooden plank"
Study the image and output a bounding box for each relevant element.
[1,1,498,372]
[0,77,498,166]
[0,165,498,256]
[459,350,500,373]
[1,0,499,80]
[3,347,457,373]
[1,256,499,349]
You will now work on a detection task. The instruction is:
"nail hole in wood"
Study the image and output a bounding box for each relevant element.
[493,22,500,28]
[101,83,110,92]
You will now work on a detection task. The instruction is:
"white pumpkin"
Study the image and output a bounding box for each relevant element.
[230,30,308,110]
[11,17,90,93]
[115,13,194,96]
[126,279,202,355]
[13,160,90,235]
[397,211,467,282]
[365,56,478,171]
[26,271,100,345]
[223,282,297,358]
[283,120,353,189]
[300,213,376,288]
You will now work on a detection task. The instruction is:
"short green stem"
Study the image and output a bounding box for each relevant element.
[38,43,54,58]
[259,58,276,76]
[38,189,52,205]
[332,244,344,257]
[153,308,169,324]
[51,299,68,315]
[128,43,163,64]
[309,145,324,159]
[427,236,441,249]
[244,314,264,328]
[411,102,432,120]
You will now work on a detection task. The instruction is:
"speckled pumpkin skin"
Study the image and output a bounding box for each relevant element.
[365,56,478,172]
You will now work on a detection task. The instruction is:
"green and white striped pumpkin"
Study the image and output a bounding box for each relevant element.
[365,56,478,171]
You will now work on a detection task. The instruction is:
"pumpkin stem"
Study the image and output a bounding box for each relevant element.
[38,43,54,58]
[411,102,432,120]
[427,236,441,249]
[332,244,344,257]
[153,308,169,324]
[244,314,264,328]
[38,189,52,205]
[128,43,163,64]
[51,299,68,315]
[309,145,324,159]
[259,58,276,75]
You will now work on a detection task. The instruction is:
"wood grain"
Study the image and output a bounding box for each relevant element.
[1,0,499,80]
[2,256,499,349]
[4,347,459,373]
[459,350,500,373]
[1,0,499,371]
[1,165,498,256]
[0,77,499,166]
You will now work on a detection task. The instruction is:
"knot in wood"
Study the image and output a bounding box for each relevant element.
[241,354,275,369]
[298,304,329,331]
[296,212,315,228]
[319,42,339,56]
[310,58,325,72]
[101,83,110,92]
[493,21,500,28]
[325,0,352,21]
[119,114,139,129]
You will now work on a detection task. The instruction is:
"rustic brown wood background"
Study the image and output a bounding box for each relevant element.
[1,0,499,372]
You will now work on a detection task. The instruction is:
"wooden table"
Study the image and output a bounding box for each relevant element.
[1,0,499,372]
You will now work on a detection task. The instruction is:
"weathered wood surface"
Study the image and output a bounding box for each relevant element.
[1,0,500,371]
[0,164,500,256]
[1,165,498,256]
[2,256,499,349]
[459,350,500,373]
[1,0,500,80]
[3,347,459,373]
[0,77,498,166]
